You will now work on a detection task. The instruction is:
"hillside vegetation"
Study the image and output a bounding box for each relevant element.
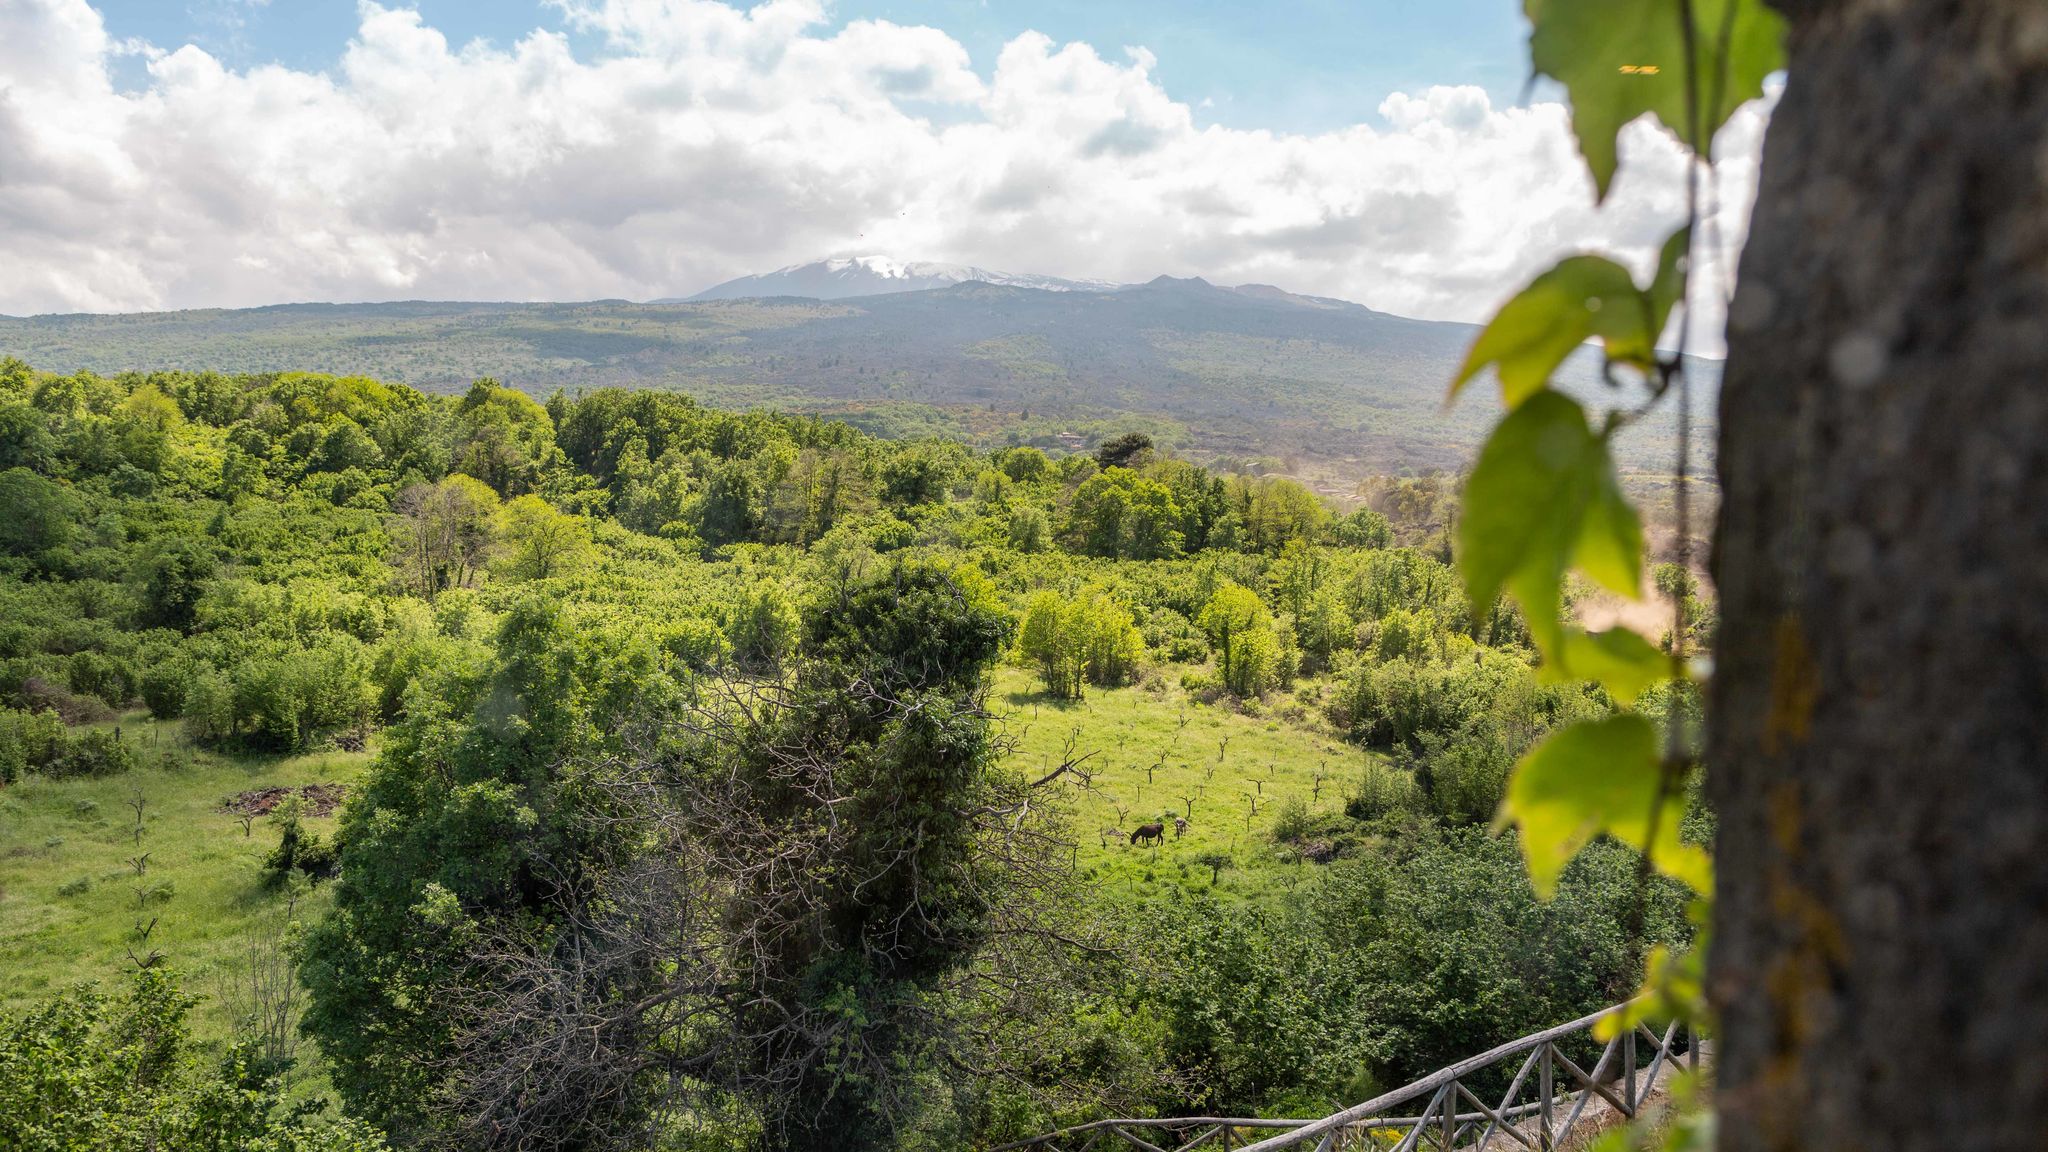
[0,281,1718,502]
[0,358,1698,1150]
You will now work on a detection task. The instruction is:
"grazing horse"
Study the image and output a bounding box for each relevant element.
[1130,822,1165,846]
[1173,816,1189,839]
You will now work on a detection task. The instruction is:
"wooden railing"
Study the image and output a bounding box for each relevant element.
[990,1002,1700,1152]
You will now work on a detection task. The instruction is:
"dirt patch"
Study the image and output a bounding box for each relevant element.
[220,783,347,818]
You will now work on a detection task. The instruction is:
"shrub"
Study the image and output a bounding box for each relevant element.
[663,617,729,672]
[1345,760,1422,821]
[0,967,390,1151]
[15,676,113,725]
[182,668,236,745]
[0,708,66,782]
[139,657,198,719]
[1328,658,1469,748]
[264,798,336,884]
[66,650,135,710]
[1269,796,1313,843]
[1416,724,1514,826]
[50,728,137,779]
[726,582,799,671]
[237,640,373,751]
[1198,583,1281,696]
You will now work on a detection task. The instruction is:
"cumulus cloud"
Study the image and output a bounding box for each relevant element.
[0,0,1768,350]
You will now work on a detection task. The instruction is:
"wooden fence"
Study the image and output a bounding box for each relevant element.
[990,1001,1700,1152]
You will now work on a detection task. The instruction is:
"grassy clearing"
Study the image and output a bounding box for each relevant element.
[990,665,1380,901]
[0,713,369,1038]
[0,670,1370,1052]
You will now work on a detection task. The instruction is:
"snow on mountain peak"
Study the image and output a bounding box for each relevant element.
[688,255,1119,301]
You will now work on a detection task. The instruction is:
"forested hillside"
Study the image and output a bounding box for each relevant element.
[0,358,1698,1150]
[0,281,1718,501]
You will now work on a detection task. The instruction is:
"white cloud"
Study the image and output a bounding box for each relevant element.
[0,0,1768,351]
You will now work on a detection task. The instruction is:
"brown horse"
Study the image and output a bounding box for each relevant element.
[1130,822,1165,846]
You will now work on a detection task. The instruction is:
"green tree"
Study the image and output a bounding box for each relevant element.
[299,599,662,1136]
[496,494,593,580]
[0,967,388,1152]
[1225,476,1329,554]
[1198,583,1279,696]
[997,446,1050,484]
[728,562,1014,1149]
[692,456,760,546]
[1078,593,1144,688]
[1292,586,1354,676]
[1006,505,1050,553]
[136,536,217,631]
[1067,468,1184,560]
[0,467,81,559]
[183,669,237,745]
[394,475,499,599]
[451,379,556,495]
[1017,590,1144,698]
[1017,590,1086,698]
[1094,432,1155,471]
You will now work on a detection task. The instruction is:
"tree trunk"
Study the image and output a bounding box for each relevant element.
[1709,2,2048,1149]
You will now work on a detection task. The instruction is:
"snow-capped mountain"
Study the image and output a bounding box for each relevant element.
[681,255,1122,301]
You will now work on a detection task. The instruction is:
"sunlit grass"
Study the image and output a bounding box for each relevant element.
[0,713,369,1040]
[991,664,1384,902]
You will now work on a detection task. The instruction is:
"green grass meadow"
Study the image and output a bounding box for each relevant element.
[0,665,1372,1107]
[0,714,369,1036]
[990,666,1378,900]
[2,669,1371,1021]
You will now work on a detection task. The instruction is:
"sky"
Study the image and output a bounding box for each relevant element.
[0,0,1772,345]
[85,0,1539,135]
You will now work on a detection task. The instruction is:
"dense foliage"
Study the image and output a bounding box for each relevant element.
[0,356,1696,1148]
[0,967,386,1152]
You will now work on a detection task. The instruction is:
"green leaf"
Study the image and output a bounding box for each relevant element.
[1526,0,1786,200]
[1457,392,1642,655]
[1550,627,1668,704]
[1450,258,1639,408]
[1507,714,1712,898]
[1648,226,1691,320]
[1574,455,1643,598]
[1449,230,1688,408]
[1596,934,1708,1040]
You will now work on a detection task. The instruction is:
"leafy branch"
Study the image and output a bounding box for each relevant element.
[1450,0,1785,1034]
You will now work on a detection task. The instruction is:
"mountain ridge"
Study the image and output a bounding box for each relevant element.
[0,275,1714,492]
[676,255,1123,302]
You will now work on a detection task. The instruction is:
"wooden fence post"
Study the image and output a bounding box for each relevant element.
[1622,1029,1636,1116]
[1442,1083,1457,1152]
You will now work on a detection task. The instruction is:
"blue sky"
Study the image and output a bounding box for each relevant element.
[10,0,1762,340]
[91,0,1535,134]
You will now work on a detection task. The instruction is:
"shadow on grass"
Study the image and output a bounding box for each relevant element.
[995,685,1098,714]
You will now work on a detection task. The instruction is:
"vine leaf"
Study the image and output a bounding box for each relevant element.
[1551,626,1668,704]
[1451,228,1690,409]
[1506,713,1712,898]
[1526,0,1786,200]
[1597,908,1710,1039]
[1457,391,1642,657]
